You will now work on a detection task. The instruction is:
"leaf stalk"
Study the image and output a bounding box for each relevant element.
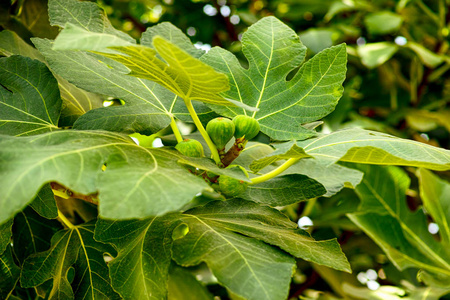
[170,117,183,143]
[184,99,221,164]
[250,158,300,185]
[57,210,75,229]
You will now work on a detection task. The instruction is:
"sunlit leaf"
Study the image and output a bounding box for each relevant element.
[296,128,450,170]
[201,16,347,140]
[0,131,209,223]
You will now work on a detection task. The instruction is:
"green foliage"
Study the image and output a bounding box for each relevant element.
[0,0,450,299]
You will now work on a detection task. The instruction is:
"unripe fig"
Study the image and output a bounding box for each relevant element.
[218,175,248,197]
[232,115,260,140]
[206,117,235,150]
[175,139,204,157]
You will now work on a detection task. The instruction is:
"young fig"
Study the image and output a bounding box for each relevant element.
[206,117,235,150]
[175,139,204,157]
[233,115,260,140]
[217,175,248,197]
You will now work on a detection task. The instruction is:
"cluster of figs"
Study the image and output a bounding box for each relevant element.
[175,115,260,197]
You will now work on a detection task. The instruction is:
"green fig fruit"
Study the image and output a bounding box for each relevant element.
[175,139,204,157]
[232,115,260,140]
[206,117,235,150]
[218,175,248,197]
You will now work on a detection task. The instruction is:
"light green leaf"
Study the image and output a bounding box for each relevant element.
[0,55,61,136]
[241,174,326,205]
[348,165,450,278]
[299,28,337,54]
[29,184,58,219]
[141,22,204,59]
[296,128,450,171]
[407,42,444,68]
[12,206,62,264]
[168,265,214,300]
[48,0,135,43]
[201,16,347,140]
[53,24,233,106]
[0,130,209,223]
[249,140,312,172]
[95,215,180,300]
[21,222,120,300]
[0,246,20,299]
[0,30,104,127]
[417,169,450,247]
[173,207,295,300]
[357,42,398,69]
[364,11,403,35]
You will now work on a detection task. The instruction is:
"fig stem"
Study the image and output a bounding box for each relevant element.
[250,157,300,185]
[170,117,183,143]
[57,210,75,229]
[184,99,221,164]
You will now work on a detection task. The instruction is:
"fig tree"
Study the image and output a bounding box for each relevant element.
[218,175,248,197]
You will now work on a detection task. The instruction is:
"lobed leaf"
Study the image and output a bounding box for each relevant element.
[173,200,350,300]
[95,215,180,300]
[21,222,120,300]
[201,16,347,140]
[0,130,209,223]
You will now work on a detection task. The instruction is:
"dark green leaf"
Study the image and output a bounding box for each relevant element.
[0,219,13,253]
[13,206,62,264]
[30,184,58,219]
[0,55,61,136]
[168,265,213,300]
[0,30,104,127]
[0,246,20,299]
[95,215,180,300]
[21,222,120,300]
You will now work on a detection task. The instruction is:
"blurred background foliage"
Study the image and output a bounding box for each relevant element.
[1,0,449,299]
